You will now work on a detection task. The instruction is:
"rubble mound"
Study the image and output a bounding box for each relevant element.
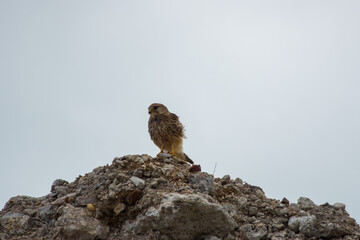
[1,154,359,240]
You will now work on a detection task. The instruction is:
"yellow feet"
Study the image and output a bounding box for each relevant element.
[156,147,178,157]
[169,147,178,157]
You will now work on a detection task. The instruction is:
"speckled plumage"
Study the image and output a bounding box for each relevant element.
[148,103,193,164]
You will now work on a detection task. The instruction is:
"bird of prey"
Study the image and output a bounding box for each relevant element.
[148,103,193,164]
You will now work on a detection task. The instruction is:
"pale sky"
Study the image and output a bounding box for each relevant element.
[1,1,359,222]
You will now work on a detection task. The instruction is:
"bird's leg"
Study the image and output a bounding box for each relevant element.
[156,146,164,156]
[169,146,178,157]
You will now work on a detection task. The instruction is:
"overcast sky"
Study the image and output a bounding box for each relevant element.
[1,1,359,222]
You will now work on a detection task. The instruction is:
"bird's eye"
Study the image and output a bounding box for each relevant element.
[153,106,158,110]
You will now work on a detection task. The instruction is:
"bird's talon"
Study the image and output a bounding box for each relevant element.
[169,151,178,157]
[156,148,165,157]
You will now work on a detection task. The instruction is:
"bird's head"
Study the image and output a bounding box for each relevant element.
[148,103,169,115]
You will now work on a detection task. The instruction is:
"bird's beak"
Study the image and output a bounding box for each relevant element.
[148,108,152,114]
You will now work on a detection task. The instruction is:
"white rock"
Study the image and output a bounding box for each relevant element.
[130,176,145,189]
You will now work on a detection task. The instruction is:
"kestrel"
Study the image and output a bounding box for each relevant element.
[148,103,193,164]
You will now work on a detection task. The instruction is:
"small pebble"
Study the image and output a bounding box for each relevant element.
[113,203,126,215]
[87,203,95,211]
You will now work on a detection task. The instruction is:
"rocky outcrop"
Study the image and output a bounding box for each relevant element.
[0,153,359,240]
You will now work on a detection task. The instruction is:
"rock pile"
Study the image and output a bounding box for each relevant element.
[1,154,359,240]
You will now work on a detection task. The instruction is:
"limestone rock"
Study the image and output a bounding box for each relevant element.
[130,176,145,189]
[0,212,30,236]
[333,202,346,211]
[55,204,109,240]
[288,215,317,237]
[189,173,215,195]
[239,223,268,240]
[121,193,237,240]
[297,197,316,210]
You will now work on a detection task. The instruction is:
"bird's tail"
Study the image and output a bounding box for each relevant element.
[183,153,194,164]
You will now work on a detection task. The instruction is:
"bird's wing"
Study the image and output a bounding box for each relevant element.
[169,113,185,138]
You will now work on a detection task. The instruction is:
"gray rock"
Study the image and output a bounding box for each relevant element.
[270,231,287,240]
[279,208,288,217]
[222,175,231,181]
[189,173,214,195]
[238,196,248,208]
[224,233,237,240]
[255,189,265,198]
[333,202,346,210]
[3,195,40,211]
[150,179,159,188]
[318,221,349,238]
[55,204,109,240]
[143,171,151,177]
[140,154,151,162]
[51,195,68,206]
[53,186,69,197]
[37,205,55,221]
[248,206,259,216]
[151,168,162,178]
[234,177,243,185]
[164,158,172,164]
[288,215,317,237]
[297,210,309,217]
[133,169,143,178]
[74,196,96,207]
[158,152,173,158]
[51,179,69,193]
[135,157,145,164]
[203,236,221,240]
[121,193,236,240]
[239,223,268,240]
[125,155,137,161]
[130,176,145,189]
[297,197,316,210]
[116,173,129,182]
[0,212,30,229]
[222,203,238,217]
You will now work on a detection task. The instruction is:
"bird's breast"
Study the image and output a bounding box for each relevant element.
[153,116,161,123]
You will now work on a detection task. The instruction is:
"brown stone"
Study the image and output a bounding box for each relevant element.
[189,164,201,173]
[281,197,290,205]
[125,189,142,206]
